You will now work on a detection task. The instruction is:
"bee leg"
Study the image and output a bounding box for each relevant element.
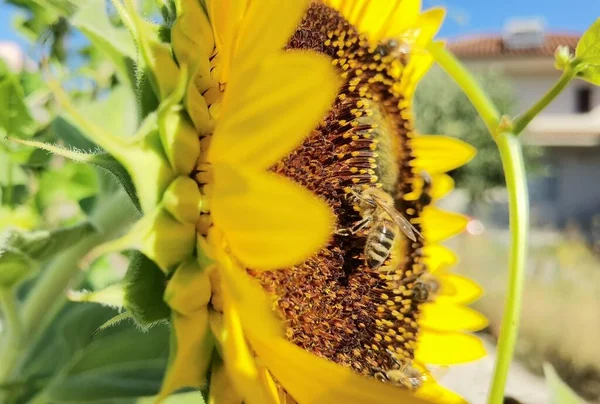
[336,216,373,236]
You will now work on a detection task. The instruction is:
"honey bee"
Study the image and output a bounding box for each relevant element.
[375,357,427,389]
[337,187,422,269]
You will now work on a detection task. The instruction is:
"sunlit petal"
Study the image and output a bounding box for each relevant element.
[210,52,340,170]
[421,207,469,243]
[211,164,334,270]
[416,331,486,365]
[411,135,476,174]
[420,302,489,332]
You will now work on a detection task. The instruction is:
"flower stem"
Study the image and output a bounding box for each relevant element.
[0,289,22,345]
[512,69,576,135]
[427,42,501,138]
[488,133,529,404]
[429,42,530,403]
[0,191,135,384]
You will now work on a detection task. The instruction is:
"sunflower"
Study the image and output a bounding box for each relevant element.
[35,0,487,402]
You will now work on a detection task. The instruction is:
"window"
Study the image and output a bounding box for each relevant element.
[576,87,592,113]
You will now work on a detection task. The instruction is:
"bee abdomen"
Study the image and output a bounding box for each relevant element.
[365,221,396,269]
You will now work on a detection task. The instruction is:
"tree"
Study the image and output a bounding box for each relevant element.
[414,66,543,204]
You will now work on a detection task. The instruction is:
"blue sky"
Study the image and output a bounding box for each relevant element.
[0,1,598,52]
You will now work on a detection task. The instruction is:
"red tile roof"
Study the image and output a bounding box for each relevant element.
[447,33,580,58]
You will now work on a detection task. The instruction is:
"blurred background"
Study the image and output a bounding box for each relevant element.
[0,1,599,403]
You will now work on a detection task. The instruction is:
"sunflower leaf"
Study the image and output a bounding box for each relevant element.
[543,363,586,404]
[0,73,37,139]
[574,18,600,85]
[19,303,170,403]
[0,222,96,287]
[71,0,137,89]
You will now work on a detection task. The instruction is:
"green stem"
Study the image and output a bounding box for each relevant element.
[512,69,576,135]
[427,42,501,138]
[0,191,135,383]
[488,133,529,404]
[430,42,530,403]
[0,289,22,344]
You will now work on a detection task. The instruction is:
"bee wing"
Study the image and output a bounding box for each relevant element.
[370,197,422,242]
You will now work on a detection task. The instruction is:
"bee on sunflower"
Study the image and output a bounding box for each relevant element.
[30,0,487,403]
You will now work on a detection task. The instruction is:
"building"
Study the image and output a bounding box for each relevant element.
[448,19,600,229]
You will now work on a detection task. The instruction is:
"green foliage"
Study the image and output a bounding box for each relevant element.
[543,363,586,404]
[414,67,542,202]
[6,303,170,403]
[0,222,96,287]
[574,18,600,85]
[123,251,170,327]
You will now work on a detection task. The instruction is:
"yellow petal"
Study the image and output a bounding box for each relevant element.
[221,274,280,404]
[234,0,310,69]
[437,274,484,305]
[209,357,244,404]
[414,8,446,47]
[211,164,334,271]
[416,379,466,404]
[208,0,247,83]
[420,302,489,332]
[411,135,476,174]
[423,244,457,273]
[383,0,421,39]
[421,207,468,243]
[251,336,435,404]
[210,52,340,170]
[158,310,213,400]
[415,331,486,365]
[216,250,433,404]
[431,173,454,200]
[402,173,453,203]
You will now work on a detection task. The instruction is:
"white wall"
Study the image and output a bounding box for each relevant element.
[462,58,600,116]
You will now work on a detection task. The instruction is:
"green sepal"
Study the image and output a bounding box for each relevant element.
[162,176,202,224]
[158,68,201,175]
[185,76,212,135]
[164,259,211,316]
[171,2,214,73]
[0,222,96,287]
[114,0,180,100]
[123,250,171,327]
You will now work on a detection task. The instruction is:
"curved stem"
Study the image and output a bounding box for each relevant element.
[488,133,529,404]
[429,43,530,403]
[0,289,21,344]
[512,69,576,135]
[0,191,135,383]
[427,42,501,139]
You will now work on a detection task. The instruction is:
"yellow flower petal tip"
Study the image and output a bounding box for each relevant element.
[412,135,477,174]
[422,207,470,243]
[416,331,487,365]
[420,302,489,332]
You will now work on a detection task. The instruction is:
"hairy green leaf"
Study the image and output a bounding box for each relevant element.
[0,222,96,287]
[543,362,585,404]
